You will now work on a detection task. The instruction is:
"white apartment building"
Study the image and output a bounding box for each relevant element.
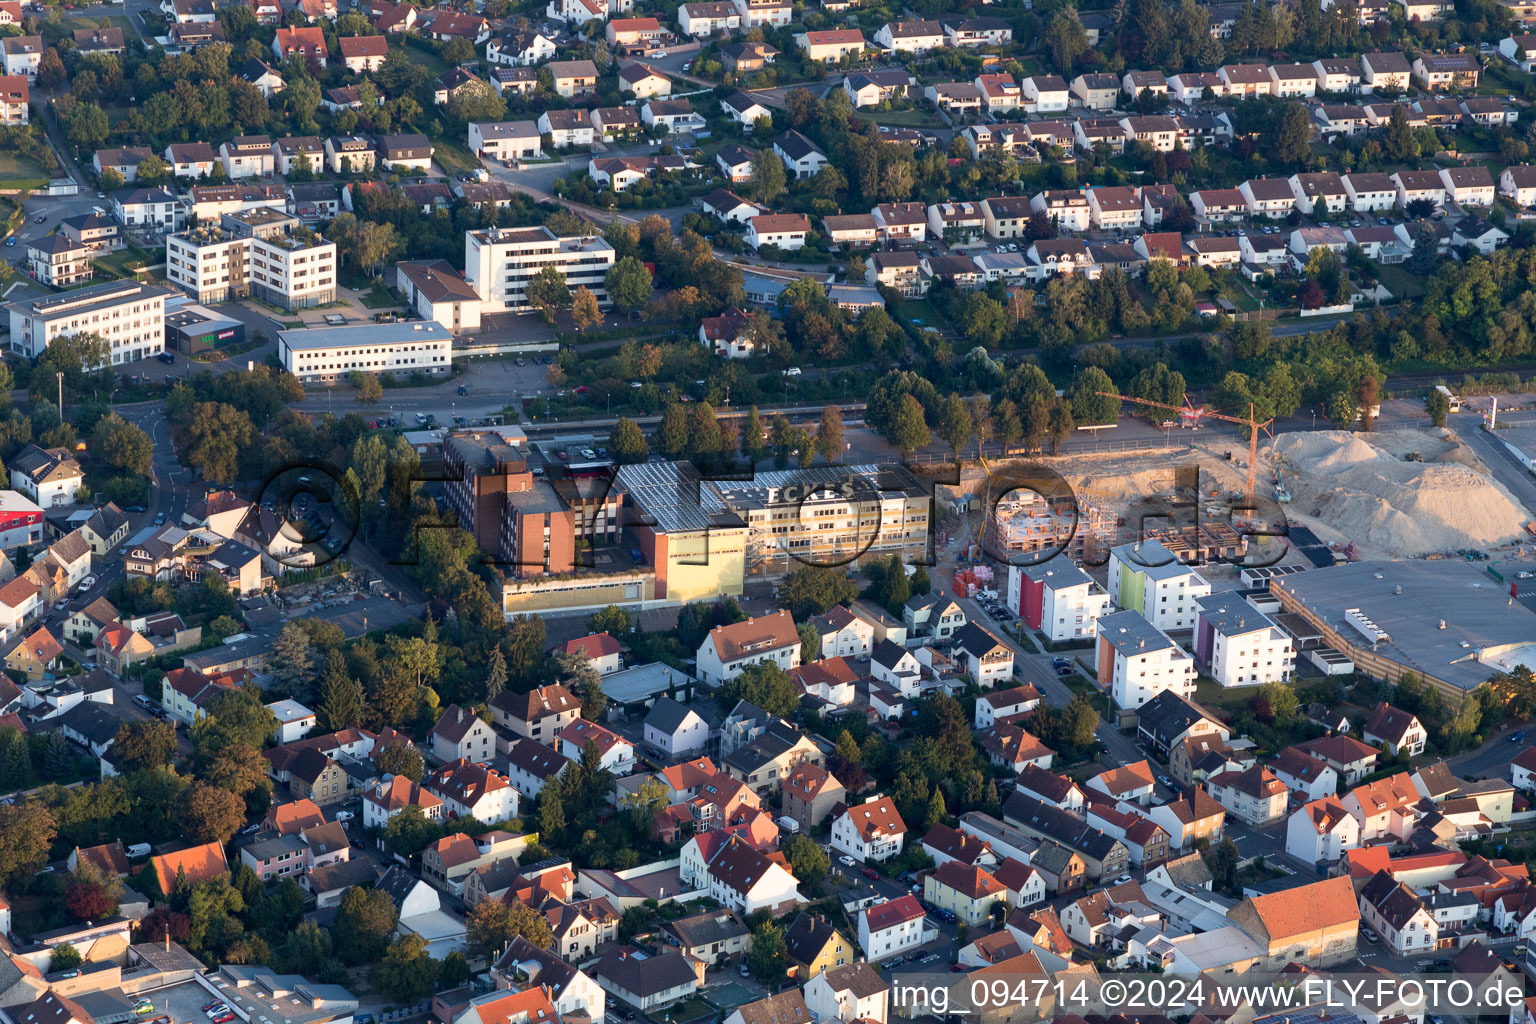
[731,0,790,27]
[5,280,170,363]
[1107,540,1212,631]
[464,225,615,314]
[278,321,452,383]
[1096,610,1196,710]
[468,120,542,161]
[1195,595,1296,688]
[165,209,336,311]
[1008,561,1113,642]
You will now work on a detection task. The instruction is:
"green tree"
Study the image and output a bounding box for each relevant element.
[1042,9,1088,72]
[742,407,768,464]
[181,402,255,484]
[90,414,153,475]
[747,147,786,204]
[334,885,399,965]
[371,934,440,1003]
[317,653,365,732]
[537,787,565,840]
[268,621,317,700]
[604,257,654,316]
[1255,681,1299,723]
[887,394,930,460]
[64,102,109,148]
[176,781,246,843]
[526,265,572,325]
[0,729,31,790]
[484,644,508,702]
[465,897,555,957]
[609,418,648,463]
[112,719,177,772]
[0,802,57,885]
[925,785,948,829]
[43,731,76,779]
[777,566,859,620]
[718,662,799,717]
[1382,104,1418,161]
[49,944,83,973]
[383,804,442,856]
[815,405,844,463]
[937,393,973,458]
[746,920,788,983]
[797,622,820,664]
[657,403,690,459]
[353,373,383,403]
[375,742,425,783]
[1275,102,1312,165]
[1066,367,1120,425]
[1426,388,1450,426]
[781,833,829,886]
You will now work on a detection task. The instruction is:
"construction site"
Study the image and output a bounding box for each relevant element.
[958,422,1535,570]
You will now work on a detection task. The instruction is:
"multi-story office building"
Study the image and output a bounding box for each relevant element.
[5,280,170,363]
[709,465,931,579]
[277,321,451,383]
[165,209,336,311]
[464,226,615,313]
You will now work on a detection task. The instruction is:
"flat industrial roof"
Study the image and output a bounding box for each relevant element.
[613,461,744,534]
[7,280,172,321]
[278,321,450,351]
[1273,561,1536,691]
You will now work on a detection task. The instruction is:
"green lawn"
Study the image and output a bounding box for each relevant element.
[0,149,50,183]
[64,14,135,34]
[1374,263,1428,301]
[852,106,946,128]
[432,139,481,175]
[359,282,399,308]
[1193,677,1260,713]
[94,244,160,280]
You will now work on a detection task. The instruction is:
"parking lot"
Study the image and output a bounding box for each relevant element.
[136,981,231,1024]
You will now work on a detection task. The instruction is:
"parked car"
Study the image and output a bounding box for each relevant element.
[78,575,96,591]
[839,855,857,867]
[1511,731,1526,743]
[860,866,879,880]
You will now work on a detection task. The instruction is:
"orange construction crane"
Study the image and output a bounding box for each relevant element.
[1096,391,1274,508]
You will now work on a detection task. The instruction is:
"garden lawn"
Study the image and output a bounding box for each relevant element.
[432,139,482,176]
[94,244,160,280]
[852,106,946,128]
[1374,263,1428,301]
[0,149,50,184]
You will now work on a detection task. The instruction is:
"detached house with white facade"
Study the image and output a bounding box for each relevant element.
[696,610,801,685]
[831,795,908,863]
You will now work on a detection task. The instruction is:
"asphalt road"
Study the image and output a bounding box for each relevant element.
[1449,405,1536,516]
